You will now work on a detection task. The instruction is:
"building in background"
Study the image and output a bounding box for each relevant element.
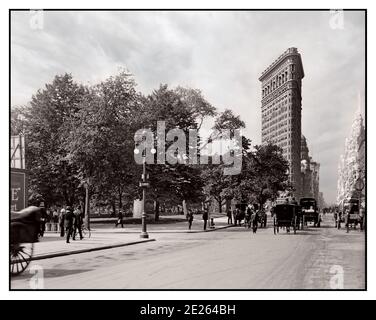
[337,95,365,207]
[259,47,304,198]
[301,134,321,202]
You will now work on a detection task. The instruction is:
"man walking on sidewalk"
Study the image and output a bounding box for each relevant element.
[59,208,65,237]
[227,208,233,224]
[73,206,83,240]
[115,209,124,228]
[65,206,74,243]
[187,210,194,230]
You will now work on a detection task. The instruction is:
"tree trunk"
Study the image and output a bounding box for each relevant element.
[84,185,90,230]
[118,189,123,211]
[112,199,116,216]
[182,200,188,216]
[214,196,222,213]
[225,198,231,213]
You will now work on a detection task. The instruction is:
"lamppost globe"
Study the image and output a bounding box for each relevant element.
[151,148,156,154]
[134,148,140,155]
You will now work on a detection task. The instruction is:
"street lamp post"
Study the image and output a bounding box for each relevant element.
[134,141,156,239]
[355,169,365,230]
[84,180,90,231]
[140,156,149,239]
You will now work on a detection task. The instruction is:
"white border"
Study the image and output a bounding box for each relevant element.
[1,0,373,300]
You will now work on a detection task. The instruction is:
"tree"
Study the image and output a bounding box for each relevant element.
[201,109,246,212]
[138,85,215,219]
[64,70,142,213]
[239,144,290,207]
[19,73,87,206]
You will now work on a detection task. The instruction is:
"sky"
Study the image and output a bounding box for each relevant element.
[11,10,366,204]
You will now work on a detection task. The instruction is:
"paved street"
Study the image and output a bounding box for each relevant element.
[11,214,365,290]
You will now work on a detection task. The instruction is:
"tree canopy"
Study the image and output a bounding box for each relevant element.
[11,71,291,214]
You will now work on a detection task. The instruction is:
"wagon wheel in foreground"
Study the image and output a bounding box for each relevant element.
[10,243,34,276]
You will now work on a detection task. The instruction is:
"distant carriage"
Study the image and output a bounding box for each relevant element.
[300,198,321,228]
[234,203,246,224]
[273,204,298,234]
[343,198,363,232]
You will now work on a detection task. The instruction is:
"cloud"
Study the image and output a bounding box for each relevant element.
[10,10,365,203]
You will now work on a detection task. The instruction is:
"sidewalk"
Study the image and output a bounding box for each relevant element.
[32,215,233,261]
[31,233,155,261]
[91,215,232,233]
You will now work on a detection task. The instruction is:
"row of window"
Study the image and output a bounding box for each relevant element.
[262,65,296,98]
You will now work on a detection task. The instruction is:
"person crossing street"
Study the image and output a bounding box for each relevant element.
[250,210,259,234]
[202,207,209,230]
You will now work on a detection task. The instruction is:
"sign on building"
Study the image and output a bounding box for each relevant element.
[10,135,27,211]
[11,170,27,211]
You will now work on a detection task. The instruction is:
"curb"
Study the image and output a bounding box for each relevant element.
[186,224,234,233]
[29,238,156,262]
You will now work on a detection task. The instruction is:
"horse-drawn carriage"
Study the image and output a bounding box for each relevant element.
[10,206,42,275]
[300,198,321,228]
[343,198,363,232]
[273,204,298,234]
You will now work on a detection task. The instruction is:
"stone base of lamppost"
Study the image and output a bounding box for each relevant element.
[140,211,149,238]
[140,232,149,239]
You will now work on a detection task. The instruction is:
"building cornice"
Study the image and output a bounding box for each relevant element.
[259,47,305,82]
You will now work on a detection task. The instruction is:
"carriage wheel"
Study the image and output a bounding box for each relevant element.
[10,243,34,276]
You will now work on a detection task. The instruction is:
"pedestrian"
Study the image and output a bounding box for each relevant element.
[52,208,59,224]
[227,208,232,225]
[251,210,259,234]
[73,206,83,240]
[337,210,343,229]
[187,210,194,230]
[202,207,209,230]
[115,209,124,228]
[234,208,239,226]
[65,206,74,243]
[334,209,338,228]
[59,208,66,237]
[245,206,252,228]
[345,208,350,233]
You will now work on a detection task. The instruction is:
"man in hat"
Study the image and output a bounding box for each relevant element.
[65,206,74,243]
[73,206,83,240]
[59,208,66,237]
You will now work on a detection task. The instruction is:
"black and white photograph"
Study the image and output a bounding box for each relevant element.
[8,8,366,292]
